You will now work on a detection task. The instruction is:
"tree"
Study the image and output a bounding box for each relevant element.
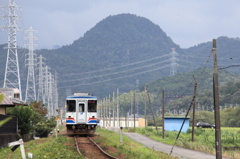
[9,106,36,135]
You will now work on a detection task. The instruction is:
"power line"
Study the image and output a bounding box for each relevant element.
[58,64,170,89]
[59,54,170,77]
[59,59,170,83]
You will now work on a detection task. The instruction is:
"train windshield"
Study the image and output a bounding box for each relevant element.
[88,100,97,112]
[66,100,76,112]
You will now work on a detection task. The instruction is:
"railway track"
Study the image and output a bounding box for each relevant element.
[75,135,118,159]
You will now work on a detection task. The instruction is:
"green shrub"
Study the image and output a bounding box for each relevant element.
[35,118,56,137]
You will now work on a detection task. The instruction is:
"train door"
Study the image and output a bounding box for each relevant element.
[77,102,87,123]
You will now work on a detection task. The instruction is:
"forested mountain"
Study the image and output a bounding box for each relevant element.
[0,13,239,102]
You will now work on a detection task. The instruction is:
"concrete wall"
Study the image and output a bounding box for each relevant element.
[101,117,146,128]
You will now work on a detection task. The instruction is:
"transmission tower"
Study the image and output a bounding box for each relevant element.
[37,55,45,102]
[169,48,179,76]
[25,27,37,102]
[66,88,72,96]
[44,66,49,117]
[1,0,22,100]
[53,71,59,116]
[48,72,54,117]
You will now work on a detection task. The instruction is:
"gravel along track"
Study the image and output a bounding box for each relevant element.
[75,135,117,159]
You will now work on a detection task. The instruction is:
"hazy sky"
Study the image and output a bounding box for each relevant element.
[0,0,240,49]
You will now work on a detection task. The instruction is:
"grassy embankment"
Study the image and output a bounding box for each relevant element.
[0,126,177,159]
[130,127,240,159]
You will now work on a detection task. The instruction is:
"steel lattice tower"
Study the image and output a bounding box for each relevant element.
[2,0,22,100]
[169,48,179,76]
[25,27,37,102]
[53,71,59,116]
[44,66,49,117]
[48,72,53,117]
[37,55,45,102]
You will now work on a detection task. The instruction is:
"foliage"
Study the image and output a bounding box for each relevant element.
[34,117,57,137]
[29,101,47,116]
[0,94,3,102]
[8,102,56,137]
[8,106,35,135]
[221,107,240,127]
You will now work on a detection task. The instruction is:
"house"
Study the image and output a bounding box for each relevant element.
[0,88,26,115]
[164,116,190,132]
[0,92,15,115]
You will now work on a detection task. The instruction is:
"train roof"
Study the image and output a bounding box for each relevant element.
[66,95,97,100]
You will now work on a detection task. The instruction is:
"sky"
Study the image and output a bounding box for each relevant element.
[0,0,240,49]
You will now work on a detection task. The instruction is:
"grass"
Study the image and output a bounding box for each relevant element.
[94,128,177,159]
[0,135,82,159]
[129,127,240,159]
[0,125,177,159]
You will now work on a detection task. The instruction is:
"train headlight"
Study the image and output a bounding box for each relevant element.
[72,125,76,129]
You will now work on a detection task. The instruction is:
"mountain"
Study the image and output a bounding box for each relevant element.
[0,13,239,102]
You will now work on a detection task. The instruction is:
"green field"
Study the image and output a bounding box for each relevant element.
[131,127,240,159]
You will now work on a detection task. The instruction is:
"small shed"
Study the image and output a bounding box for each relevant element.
[164,116,190,132]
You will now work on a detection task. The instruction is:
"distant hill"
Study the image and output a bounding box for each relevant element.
[0,13,239,102]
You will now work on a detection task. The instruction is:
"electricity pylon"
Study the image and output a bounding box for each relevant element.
[25,27,37,102]
[1,0,22,100]
[37,55,45,102]
[169,48,179,76]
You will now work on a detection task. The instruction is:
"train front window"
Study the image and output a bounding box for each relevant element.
[67,100,76,112]
[88,100,97,112]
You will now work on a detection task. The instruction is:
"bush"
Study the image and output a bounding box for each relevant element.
[35,118,56,137]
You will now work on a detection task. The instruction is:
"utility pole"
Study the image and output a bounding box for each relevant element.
[117,88,119,127]
[113,91,115,127]
[2,0,22,100]
[109,94,111,127]
[212,39,222,159]
[144,86,147,128]
[133,91,136,131]
[136,79,139,115]
[146,88,158,132]
[162,90,165,138]
[192,76,197,142]
[25,27,37,102]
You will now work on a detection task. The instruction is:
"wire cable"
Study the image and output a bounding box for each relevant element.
[59,59,170,83]
[58,65,170,89]
[59,54,170,77]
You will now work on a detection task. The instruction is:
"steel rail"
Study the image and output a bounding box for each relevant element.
[87,136,118,159]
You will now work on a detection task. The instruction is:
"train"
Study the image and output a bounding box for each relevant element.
[65,93,98,135]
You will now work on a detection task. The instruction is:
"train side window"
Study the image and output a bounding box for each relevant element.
[67,100,76,112]
[79,103,85,112]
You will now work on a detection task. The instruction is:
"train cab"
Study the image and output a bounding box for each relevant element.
[65,93,98,134]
